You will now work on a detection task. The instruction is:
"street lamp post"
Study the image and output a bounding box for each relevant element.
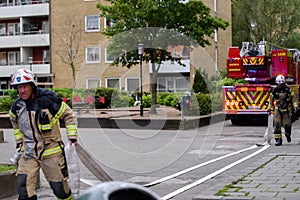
[28,57,33,71]
[138,43,144,116]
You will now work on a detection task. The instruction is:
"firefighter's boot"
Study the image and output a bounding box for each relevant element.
[275,138,282,146]
[285,133,291,143]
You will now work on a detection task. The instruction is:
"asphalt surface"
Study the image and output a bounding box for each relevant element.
[0,107,299,200]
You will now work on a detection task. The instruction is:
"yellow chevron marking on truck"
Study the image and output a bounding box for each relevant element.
[250,57,256,65]
[242,57,264,65]
[258,58,264,65]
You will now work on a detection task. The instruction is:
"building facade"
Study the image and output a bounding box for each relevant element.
[0,0,232,93]
[0,0,51,89]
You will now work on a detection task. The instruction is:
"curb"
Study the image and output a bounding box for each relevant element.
[0,112,226,130]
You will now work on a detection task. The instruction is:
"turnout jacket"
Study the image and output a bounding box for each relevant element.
[9,88,78,160]
[269,84,298,112]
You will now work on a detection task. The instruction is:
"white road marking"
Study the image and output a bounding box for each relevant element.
[161,144,270,200]
[144,144,258,187]
[80,178,101,186]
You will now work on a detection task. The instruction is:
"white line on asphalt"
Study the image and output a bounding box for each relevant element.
[161,144,270,200]
[144,144,259,187]
[80,178,101,186]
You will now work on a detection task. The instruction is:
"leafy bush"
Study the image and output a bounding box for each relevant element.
[211,92,223,112]
[6,89,18,100]
[111,93,131,107]
[163,93,178,107]
[142,95,152,108]
[195,93,212,115]
[0,97,14,112]
[157,92,169,105]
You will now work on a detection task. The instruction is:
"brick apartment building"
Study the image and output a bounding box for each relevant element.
[0,0,232,92]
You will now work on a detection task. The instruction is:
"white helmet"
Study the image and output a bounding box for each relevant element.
[11,68,37,87]
[275,75,285,84]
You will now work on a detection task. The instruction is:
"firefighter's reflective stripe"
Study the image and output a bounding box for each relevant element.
[9,110,16,119]
[42,146,62,158]
[274,134,282,139]
[275,107,288,112]
[39,124,51,131]
[38,102,67,132]
[292,92,298,108]
[50,102,67,126]
[58,194,73,200]
[66,124,78,137]
[13,128,23,141]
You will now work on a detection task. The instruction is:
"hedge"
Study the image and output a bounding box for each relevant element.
[0,88,222,115]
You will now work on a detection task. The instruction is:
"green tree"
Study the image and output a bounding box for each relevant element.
[192,68,209,94]
[232,0,300,49]
[97,0,228,113]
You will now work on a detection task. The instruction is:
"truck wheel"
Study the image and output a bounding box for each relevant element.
[231,118,241,125]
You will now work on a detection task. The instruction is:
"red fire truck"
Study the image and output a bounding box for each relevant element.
[222,41,300,125]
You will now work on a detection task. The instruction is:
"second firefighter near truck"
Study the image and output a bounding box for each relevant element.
[223,41,300,127]
[9,68,79,200]
[268,75,298,146]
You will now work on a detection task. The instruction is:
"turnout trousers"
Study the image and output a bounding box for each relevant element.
[17,153,72,200]
[274,110,292,142]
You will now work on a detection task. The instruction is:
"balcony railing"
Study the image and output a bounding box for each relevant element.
[0,1,49,18]
[0,64,50,77]
[0,33,50,48]
[0,0,49,7]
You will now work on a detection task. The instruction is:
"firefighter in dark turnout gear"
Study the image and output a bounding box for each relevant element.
[269,75,298,146]
[9,69,78,200]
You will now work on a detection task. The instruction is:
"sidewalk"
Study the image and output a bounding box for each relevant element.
[195,152,300,200]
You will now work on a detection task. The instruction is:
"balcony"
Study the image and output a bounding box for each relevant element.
[0,33,49,48]
[0,1,49,19]
[0,64,50,77]
[149,59,190,73]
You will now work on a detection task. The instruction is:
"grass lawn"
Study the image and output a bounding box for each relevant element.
[0,164,16,172]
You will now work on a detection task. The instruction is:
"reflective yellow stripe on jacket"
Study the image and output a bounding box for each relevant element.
[39,102,67,132]
[42,146,62,158]
[13,128,23,141]
[50,102,67,126]
[66,124,78,137]
[9,110,16,119]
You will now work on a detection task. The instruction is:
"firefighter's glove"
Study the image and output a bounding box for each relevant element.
[291,108,298,122]
[267,108,274,115]
[16,143,22,149]
[69,139,77,144]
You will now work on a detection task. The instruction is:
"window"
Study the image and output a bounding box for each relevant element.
[8,23,20,36]
[175,77,190,92]
[104,17,117,29]
[43,50,50,64]
[126,78,139,92]
[8,52,20,65]
[106,78,120,89]
[157,77,189,92]
[0,52,6,65]
[86,47,100,63]
[86,78,100,89]
[85,15,100,32]
[105,48,119,63]
[157,77,166,92]
[182,46,189,59]
[0,24,5,36]
[42,21,49,33]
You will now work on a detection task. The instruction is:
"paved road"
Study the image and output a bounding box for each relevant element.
[1,118,300,200]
